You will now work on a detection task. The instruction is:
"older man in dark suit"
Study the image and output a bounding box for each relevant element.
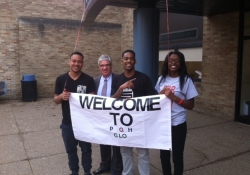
[93,55,123,175]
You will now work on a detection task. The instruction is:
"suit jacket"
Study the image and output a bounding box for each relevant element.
[94,73,118,96]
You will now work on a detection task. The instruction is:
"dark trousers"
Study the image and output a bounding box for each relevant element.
[60,123,92,173]
[160,122,187,175]
[99,144,123,175]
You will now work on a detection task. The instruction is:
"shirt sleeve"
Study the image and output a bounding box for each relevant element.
[154,76,161,93]
[144,75,158,96]
[87,77,95,94]
[184,78,198,100]
[54,76,63,95]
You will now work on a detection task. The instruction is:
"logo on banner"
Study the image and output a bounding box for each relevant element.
[79,95,161,139]
[70,93,172,150]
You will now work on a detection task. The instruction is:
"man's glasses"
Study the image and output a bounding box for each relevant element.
[99,64,111,68]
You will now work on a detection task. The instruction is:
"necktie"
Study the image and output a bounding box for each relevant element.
[101,79,107,96]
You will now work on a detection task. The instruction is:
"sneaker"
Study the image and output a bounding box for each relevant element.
[84,173,92,175]
[70,172,79,175]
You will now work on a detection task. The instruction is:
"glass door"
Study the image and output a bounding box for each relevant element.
[239,10,250,119]
[240,39,250,116]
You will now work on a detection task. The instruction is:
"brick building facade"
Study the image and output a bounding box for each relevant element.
[0,0,133,99]
[1,0,247,121]
[195,12,239,118]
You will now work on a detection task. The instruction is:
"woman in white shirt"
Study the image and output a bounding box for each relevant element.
[155,50,198,175]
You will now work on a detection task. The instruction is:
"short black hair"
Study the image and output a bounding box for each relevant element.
[70,51,84,60]
[121,49,135,58]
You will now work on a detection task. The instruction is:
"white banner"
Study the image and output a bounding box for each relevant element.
[69,93,172,150]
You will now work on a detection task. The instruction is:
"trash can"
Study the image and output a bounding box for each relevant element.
[21,74,37,102]
[243,101,250,116]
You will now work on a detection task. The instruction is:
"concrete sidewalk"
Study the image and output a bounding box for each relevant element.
[0,98,250,175]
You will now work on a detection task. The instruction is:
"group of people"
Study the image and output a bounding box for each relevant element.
[54,49,198,175]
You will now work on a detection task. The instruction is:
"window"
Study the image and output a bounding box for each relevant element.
[160,28,197,42]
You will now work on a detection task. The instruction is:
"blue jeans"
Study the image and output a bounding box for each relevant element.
[60,123,92,173]
[160,122,187,175]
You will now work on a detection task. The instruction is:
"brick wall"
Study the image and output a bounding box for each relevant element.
[0,1,241,120]
[0,1,133,99]
[194,12,239,119]
[120,8,134,52]
[0,22,19,98]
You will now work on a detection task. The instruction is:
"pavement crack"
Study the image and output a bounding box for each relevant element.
[12,105,35,175]
[188,121,233,131]
[186,149,250,172]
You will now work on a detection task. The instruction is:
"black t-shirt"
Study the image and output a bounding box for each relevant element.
[54,72,95,125]
[111,71,156,98]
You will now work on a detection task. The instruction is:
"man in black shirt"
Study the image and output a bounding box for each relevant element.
[54,51,95,175]
[112,50,156,175]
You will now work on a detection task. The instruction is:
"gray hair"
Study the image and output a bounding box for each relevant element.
[98,54,112,65]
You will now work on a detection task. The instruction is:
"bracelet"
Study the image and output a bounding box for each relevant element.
[178,98,183,105]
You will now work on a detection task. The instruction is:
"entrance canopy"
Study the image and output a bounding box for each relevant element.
[83,0,240,26]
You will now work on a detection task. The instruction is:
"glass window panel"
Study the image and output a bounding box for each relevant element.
[244,11,250,36]
[245,0,250,10]
[240,40,250,115]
